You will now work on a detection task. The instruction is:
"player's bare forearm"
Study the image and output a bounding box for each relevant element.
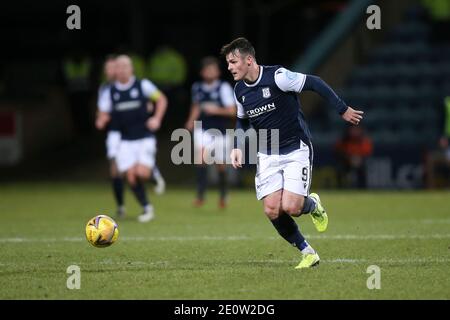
[152,93,168,122]
[146,93,168,131]
[187,104,201,123]
[95,111,110,130]
[205,105,236,117]
[219,106,237,118]
[185,104,201,131]
[201,103,235,117]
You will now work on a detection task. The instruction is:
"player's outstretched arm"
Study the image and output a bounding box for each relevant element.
[302,75,364,124]
[302,75,348,114]
[275,69,363,122]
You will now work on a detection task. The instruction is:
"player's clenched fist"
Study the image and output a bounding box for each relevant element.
[146,117,161,131]
[230,148,243,169]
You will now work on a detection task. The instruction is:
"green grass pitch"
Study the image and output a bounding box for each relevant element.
[0,182,449,299]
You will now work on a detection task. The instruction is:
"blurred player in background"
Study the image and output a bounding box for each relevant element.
[334,126,373,189]
[97,55,168,222]
[95,55,126,217]
[185,57,236,208]
[222,38,363,268]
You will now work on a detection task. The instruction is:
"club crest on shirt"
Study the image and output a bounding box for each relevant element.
[130,88,139,98]
[262,87,271,98]
[241,96,245,103]
[210,91,219,100]
[113,92,120,101]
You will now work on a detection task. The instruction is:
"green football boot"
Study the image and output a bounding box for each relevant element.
[309,193,328,232]
[295,252,320,269]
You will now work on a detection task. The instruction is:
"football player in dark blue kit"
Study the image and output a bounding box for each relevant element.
[221,38,363,268]
[97,55,168,222]
[185,57,236,208]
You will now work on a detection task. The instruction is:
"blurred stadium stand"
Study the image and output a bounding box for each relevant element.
[0,0,448,190]
[301,1,450,189]
[0,0,345,183]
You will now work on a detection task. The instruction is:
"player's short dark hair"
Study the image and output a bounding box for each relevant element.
[104,54,117,62]
[220,37,256,58]
[200,56,220,70]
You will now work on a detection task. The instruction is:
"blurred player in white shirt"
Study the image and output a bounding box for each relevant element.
[97,55,168,222]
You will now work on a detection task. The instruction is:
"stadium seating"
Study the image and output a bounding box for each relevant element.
[311,12,448,150]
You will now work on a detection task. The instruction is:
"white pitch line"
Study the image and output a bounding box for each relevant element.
[0,234,450,243]
[307,234,450,240]
[421,219,450,224]
[247,258,450,265]
[1,258,448,268]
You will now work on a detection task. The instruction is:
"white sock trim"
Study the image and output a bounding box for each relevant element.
[301,245,316,255]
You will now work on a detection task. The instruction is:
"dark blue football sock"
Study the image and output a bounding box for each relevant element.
[218,170,227,200]
[112,177,124,207]
[196,166,207,200]
[270,214,309,251]
[300,196,317,215]
[131,180,149,207]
